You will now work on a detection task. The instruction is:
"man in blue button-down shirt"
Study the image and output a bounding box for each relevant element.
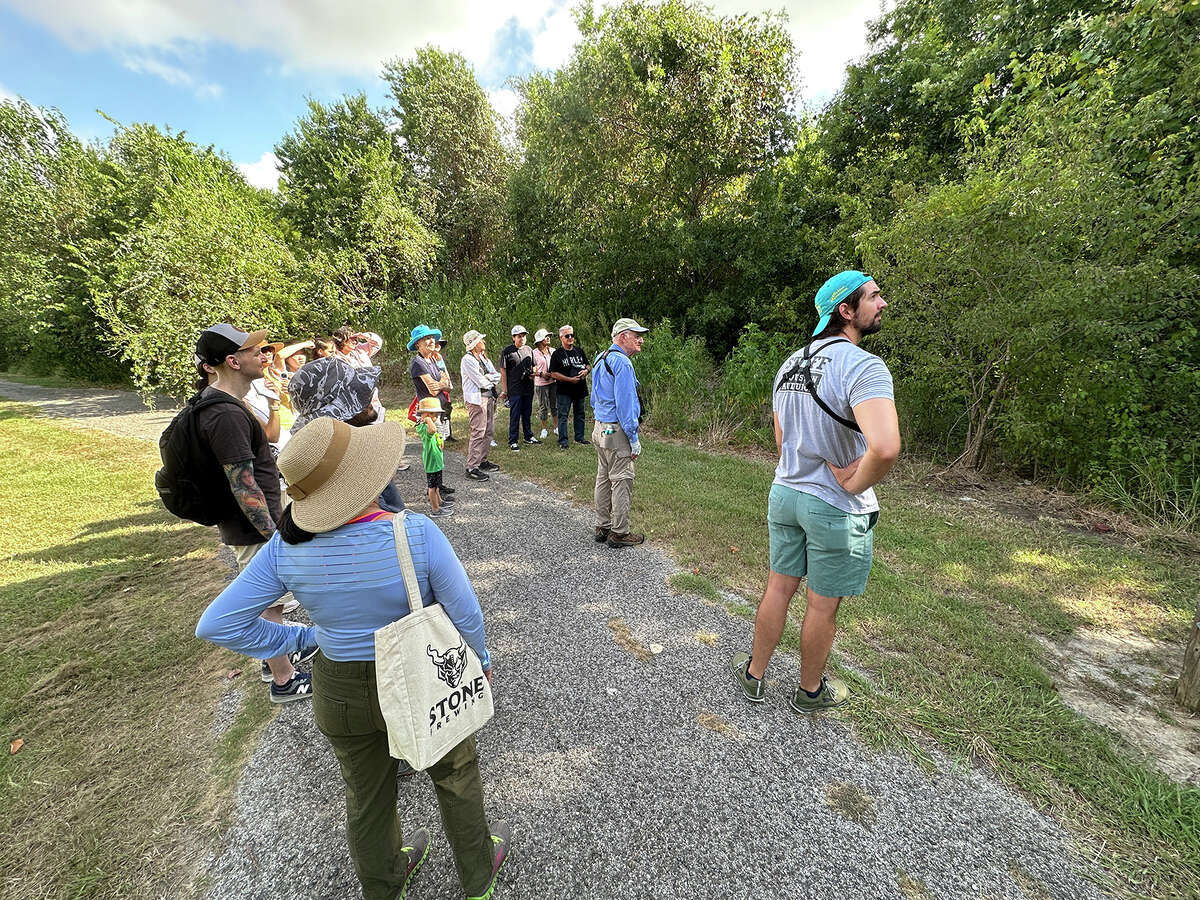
[590,317,649,547]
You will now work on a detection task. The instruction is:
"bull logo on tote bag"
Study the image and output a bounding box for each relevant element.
[427,641,468,687]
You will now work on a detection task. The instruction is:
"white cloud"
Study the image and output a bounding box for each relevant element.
[531,4,581,71]
[4,1,882,106]
[4,0,562,77]
[120,50,223,98]
[237,151,281,191]
[487,87,520,123]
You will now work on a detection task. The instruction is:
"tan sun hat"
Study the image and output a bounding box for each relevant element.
[276,416,406,533]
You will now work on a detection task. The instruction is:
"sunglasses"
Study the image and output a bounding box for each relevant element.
[562,334,575,339]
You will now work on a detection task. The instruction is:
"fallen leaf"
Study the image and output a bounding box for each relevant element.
[1092,521,1113,533]
[691,567,699,575]
[10,738,24,755]
[226,669,242,680]
[730,546,739,553]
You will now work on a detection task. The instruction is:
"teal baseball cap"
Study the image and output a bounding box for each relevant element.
[813,270,872,335]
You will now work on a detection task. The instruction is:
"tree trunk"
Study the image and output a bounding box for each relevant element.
[1177,608,1200,712]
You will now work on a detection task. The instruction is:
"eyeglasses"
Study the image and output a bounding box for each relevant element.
[562,334,575,339]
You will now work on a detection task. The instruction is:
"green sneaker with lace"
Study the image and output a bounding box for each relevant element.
[466,820,512,900]
[396,826,430,899]
[729,651,765,703]
[789,675,850,713]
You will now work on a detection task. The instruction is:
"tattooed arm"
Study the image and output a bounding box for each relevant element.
[223,461,275,539]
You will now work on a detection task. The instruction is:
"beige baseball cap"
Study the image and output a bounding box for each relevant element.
[610,317,649,341]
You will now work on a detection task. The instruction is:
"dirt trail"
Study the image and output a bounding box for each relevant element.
[1,379,1109,900]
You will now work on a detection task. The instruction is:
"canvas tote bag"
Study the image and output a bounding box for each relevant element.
[374,511,494,769]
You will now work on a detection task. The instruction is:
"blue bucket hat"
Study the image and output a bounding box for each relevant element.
[406,324,443,351]
[813,270,872,336]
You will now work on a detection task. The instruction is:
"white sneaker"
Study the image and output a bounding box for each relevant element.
[539,428,548,439]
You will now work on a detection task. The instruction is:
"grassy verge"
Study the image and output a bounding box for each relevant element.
[0,400,274,899]
[490,409,1200,899]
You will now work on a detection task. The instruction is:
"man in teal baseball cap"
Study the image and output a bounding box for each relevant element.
[729,268,899,714]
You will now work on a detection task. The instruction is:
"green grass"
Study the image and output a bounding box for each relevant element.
[492,408,1200,899]
[0,400,274,899]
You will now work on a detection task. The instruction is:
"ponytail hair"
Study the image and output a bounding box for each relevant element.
[278,504,316,544]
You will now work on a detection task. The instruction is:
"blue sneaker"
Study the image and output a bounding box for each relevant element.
[269,671,313,704]
[260,642,319,681]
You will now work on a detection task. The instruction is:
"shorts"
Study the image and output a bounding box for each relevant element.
[766,483,878,598]
[536,383,558,420]
[425,469,444,490]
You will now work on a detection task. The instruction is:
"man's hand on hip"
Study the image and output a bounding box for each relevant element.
[826,456,862,489]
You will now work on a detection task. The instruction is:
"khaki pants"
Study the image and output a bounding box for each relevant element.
[593,421,635,534]
[466,397,496,470]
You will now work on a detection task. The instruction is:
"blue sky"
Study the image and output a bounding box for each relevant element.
[0,0,884,188]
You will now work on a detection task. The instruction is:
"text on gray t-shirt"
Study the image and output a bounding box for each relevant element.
[772,339,894,514]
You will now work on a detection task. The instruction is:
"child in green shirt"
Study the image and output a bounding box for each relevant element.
[416,397,455,517]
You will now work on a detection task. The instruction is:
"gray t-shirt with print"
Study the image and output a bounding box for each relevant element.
[772,338,894,515]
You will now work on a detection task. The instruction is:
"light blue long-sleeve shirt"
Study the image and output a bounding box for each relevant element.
[589,343,641,444]
[195,514,490,669]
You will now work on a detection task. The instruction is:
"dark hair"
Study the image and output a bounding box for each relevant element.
[278,504,316,544]
[333,326,354,348]
[814,284,866,339]
[193,360,212,394]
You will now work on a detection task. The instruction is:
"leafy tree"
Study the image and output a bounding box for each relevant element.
[383,47,510,275]
[0,99,123,379]
[91,124,311,398]
[275,94,439,306]
[511,0,797,345]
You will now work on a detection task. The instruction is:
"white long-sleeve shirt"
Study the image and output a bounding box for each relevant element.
[460,351,502,405]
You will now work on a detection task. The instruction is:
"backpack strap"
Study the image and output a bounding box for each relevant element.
[781,338,862,433]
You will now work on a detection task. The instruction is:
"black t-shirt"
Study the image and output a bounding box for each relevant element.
[410,355,442,400]
[500,344,535,395]
[193,387,283,546]
[550,346,589,399]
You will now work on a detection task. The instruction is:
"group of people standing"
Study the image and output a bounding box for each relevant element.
[179,268,899,900]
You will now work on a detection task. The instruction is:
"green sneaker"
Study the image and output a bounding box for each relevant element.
[729,651,765,703]
[466,820,512,900]
[789,676,850,713]
[396,826,431,899]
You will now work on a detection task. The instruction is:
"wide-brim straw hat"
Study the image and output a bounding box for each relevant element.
[277,416,406,533]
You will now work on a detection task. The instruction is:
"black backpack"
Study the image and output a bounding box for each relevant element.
[155,391,257,525]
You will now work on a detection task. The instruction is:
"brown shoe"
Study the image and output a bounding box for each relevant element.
[594,527,610,543]
[606,531,645,548]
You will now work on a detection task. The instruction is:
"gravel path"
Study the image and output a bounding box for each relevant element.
[1,381,1107,900]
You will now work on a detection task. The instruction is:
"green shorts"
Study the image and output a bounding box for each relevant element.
[767,483,878,598]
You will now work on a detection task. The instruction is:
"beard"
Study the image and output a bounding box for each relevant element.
[860,315,883,336]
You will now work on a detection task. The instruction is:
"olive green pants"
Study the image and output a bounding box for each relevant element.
[312,653,494,899]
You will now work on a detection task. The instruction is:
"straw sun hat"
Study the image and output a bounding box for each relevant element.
[277,416,406,533]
